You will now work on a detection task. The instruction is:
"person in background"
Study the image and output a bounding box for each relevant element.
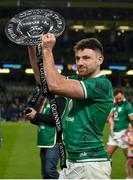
[41,33,114,179]
[107,88,133,158]
[107,88,133,178]
[122,123,133,179]
[25,95,66,179]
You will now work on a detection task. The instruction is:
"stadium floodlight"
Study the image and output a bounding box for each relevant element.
[25,68,34,74]
[0,68,10,73]
[101,70,112,75]
[126,70,133,75]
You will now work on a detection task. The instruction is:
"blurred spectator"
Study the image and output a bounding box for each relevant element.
[122,123,133,179]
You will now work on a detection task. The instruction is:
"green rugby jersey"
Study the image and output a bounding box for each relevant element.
[63,73,114,162]
[113,99,133,132]
[37,99,56,148]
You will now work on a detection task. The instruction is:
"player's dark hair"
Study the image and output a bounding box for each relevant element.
[114,88,125,96]
[74,38,103,55]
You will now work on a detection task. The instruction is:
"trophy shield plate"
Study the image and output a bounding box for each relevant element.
[5,9,65,45]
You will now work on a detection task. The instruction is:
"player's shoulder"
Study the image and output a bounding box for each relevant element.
[95,75,113,93]
[124,99,132,106]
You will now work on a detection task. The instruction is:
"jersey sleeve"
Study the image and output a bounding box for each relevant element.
[126,102,133,116]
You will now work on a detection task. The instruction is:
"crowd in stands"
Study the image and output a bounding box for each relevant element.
[0,84,33,122]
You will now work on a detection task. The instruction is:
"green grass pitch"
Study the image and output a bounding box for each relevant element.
[0,121,127,179]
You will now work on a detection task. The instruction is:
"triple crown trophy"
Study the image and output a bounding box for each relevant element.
[5,9,67,169]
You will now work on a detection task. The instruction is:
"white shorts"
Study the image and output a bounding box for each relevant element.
[107,129,128,149]
[59,160,111,179]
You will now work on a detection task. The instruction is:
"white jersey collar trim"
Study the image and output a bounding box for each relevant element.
[94,72,104,78]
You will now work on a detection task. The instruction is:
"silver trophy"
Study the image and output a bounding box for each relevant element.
[5,9,65,45]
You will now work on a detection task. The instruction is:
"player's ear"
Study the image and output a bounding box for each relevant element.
[98,55,104,65]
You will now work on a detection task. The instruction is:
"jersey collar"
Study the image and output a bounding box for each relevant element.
[94,72,104,78]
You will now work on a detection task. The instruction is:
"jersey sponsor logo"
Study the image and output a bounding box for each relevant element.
[79,152,87,157]
[66,117,74,122]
